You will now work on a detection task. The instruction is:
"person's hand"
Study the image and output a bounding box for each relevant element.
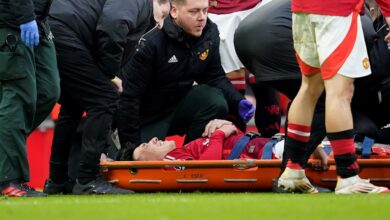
[385,17,390,43]
[312,147,329,171]
[20,20,39,47]
[111,76,123,93]
[385,29,390,44]
[217,124,237,138]
[100,153,108,162]
[202,119,233,137]
[238,99,255,123]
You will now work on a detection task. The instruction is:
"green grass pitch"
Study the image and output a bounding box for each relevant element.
[1,193,389,220]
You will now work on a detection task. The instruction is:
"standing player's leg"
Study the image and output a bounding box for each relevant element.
[277,12,323,193]
[277,73,324,193]
[317,9,388,194]
[326,75,389,194]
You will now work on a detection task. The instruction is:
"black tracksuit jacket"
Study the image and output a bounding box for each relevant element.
[118,16,245,147]
[0,0,52,36]
[49,0,154,78]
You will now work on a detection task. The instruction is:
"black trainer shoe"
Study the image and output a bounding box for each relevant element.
[1,182,47,197]
[43,179,75,195]
[72,178,134,195]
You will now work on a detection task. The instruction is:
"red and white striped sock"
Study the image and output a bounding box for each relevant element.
[285,123,311,170]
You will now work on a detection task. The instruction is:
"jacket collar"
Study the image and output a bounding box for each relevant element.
[163,16,186,42]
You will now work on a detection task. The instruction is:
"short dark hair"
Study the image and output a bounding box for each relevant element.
[116,143,136,161]
[171,0,186,6]
[158,0,171,4]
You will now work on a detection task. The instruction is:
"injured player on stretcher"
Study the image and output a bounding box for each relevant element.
[116,119,329,170]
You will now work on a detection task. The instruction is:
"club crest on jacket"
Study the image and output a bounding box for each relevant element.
[199,49,209,61]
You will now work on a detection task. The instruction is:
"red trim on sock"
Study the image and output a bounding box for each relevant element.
[331,139,355,155]
[287,132,310,142]
[288,123,311,132]
[287,160,303,170]
[229,77,246,91]
[287,123,311,142]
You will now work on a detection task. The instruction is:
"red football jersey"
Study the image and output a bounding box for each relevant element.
[292,0,390,17]
[164,130,271,161]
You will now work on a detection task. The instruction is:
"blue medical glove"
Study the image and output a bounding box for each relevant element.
[20,20,39,47]
[238,99,255,123]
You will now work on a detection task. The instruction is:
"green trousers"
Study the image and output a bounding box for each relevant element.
[0,28,60,183]
[140,85,228,144]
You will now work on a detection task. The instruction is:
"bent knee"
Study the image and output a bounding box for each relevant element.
[299,83,324,100]
[326,84,355,103]
[211,97,228,118]
[193,85,229,117]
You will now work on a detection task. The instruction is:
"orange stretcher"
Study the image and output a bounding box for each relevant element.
[101,157,390,192]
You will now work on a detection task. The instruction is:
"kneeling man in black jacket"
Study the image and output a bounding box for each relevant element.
[118,0,255,161]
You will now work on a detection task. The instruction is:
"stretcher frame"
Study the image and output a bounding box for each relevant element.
[101,158,390,192]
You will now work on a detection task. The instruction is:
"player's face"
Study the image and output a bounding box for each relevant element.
[171,0,208,37]
[133,137,176,161]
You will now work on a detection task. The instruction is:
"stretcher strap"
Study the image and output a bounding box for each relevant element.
[261,139,278,160]
[227,135,251,160]
[227,132,260,160]
[362,136,375,159]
